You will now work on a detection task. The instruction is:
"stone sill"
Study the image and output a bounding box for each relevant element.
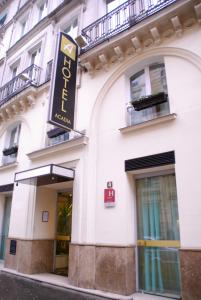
[119,113,177,133]
[0,161,18,170]
[27,135,88,160]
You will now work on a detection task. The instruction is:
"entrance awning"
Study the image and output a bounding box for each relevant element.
[0,184,14,193]
[14,164,74,186]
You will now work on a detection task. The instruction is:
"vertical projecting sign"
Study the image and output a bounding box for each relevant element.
[48,32,78,130]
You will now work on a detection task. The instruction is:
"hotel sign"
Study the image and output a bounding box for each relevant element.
[48,32,78,130]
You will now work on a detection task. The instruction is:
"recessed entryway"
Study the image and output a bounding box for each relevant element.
[54,191,72,276]
[0,196,12,261]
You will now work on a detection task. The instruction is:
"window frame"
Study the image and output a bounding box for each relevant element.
[63,17,78,40]
[2,123,21,165]
[128,61,170,125]
[9,58,21,80]
[37,0,48,22]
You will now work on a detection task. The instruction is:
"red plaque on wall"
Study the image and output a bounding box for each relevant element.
[104,188,115,207]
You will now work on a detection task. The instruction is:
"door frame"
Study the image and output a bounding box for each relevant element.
[0,195,12,261]
[133,168,181,297]
[53,188,73,275]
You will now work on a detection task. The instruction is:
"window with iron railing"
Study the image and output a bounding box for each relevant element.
[127,62,169,125]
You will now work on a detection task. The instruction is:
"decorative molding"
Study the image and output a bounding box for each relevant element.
[114,46,124,61]
[0,82,49,125]
[150,27,161,45]
[171,16,183,37]
[98,54,108,71]
[84,61,94,75]
[27,95,36,108]
[131,36,141,53]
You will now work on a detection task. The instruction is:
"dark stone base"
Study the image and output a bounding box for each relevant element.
[68,244,136,295]
[180,249,201,300]
[4,238,54,274]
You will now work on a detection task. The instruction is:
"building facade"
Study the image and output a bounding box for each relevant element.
[0,0,201,299]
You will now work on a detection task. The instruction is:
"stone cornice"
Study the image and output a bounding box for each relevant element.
[0,81,50,126]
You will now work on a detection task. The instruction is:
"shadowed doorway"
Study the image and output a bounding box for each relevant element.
[54,191,72,276]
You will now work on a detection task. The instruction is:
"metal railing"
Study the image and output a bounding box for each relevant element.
[81,0,177,52]
[0,64,41,107]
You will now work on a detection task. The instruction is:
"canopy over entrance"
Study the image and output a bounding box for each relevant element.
[14,164,74,186]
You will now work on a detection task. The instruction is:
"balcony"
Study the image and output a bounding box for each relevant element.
[79,0,201,75]
[81,0,177,52]
[0,64,41,107]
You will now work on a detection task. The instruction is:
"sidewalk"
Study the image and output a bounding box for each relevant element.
[0,263,176,300]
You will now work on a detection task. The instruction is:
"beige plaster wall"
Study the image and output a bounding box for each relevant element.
[33,187,57,239]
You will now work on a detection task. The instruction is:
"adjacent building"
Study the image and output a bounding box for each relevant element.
[0,0,201,300]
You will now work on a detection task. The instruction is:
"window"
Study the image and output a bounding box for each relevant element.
[2,124,21,165]
[46,125,70,146]
[106,0,127,12]
[64,18,78,39]
[48,132,70,146]
[28,47,41,80]
[38,0,48,22]
[9,63,19,94]
[128,63,169,125]
[20,19,27,37]
[0,11,7,26]
[45,60,53,81]
[19,0,29,8]
[11,66,18,79]
[30,48,41,66]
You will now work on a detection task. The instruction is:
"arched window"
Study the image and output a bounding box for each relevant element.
[128,62,169,125]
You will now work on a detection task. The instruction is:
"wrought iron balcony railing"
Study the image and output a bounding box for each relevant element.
[0,64,41,107]
[81,0,177,52]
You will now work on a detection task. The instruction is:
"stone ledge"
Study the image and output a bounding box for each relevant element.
[119,113,177,133]
[27,135,88,160]
[0,161,18,170]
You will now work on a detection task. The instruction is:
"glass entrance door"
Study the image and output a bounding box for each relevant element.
[136,174,181,297]
[0,196,12,260]
[54,192,72,276]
